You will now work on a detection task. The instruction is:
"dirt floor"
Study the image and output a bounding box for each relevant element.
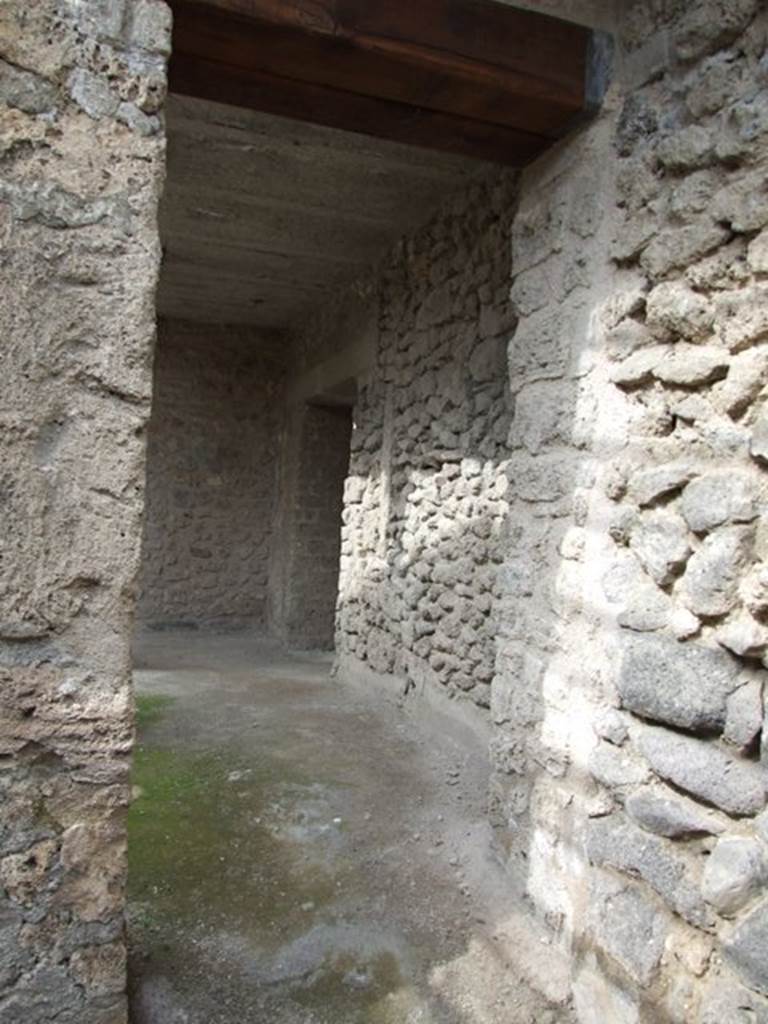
[128,631,572,1024]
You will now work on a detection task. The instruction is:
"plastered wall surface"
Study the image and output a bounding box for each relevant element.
[138,320,286,630]
[0,0,169,1020]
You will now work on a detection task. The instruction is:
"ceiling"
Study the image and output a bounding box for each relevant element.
[156,94,496,328]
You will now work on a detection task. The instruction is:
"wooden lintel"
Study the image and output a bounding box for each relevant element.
[168,0,607,165]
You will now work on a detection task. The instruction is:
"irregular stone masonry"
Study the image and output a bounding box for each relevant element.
[138,320,287,630]
[334,172,518,709]
[0,1,169,1021]
[486,1,768,1020]
[3,0,768,1021]
[331,2,768,1020]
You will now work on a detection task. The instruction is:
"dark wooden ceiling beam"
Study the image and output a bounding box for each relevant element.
[167,0,608,165]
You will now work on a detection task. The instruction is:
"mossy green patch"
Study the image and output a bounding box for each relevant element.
[134,693,175,730]
[128,729,337,952]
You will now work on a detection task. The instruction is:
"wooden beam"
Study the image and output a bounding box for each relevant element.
[168,0,604,165]
[170,52,549,165]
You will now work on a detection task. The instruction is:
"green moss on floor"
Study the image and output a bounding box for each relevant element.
[128,697,336,947]
[128,688,409,1021]
[134,693,176,730]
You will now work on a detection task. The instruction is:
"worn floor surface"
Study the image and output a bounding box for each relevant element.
[128,632,569,1024]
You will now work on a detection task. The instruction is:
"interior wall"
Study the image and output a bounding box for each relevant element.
[492,2,768,1021]
[0,1,170,1020]
[321,2,768,1019]
[331,171,518,709]
[267,402,353,649]
[138,320,286,630]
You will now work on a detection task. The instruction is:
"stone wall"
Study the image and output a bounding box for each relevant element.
[0,1,169,1021]
[138,320,286,630]
[328,2,768,1019]
[268,402,353,649]
[489,2,768,1021]
[334,172,518,709]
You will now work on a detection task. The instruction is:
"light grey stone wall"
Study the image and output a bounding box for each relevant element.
[490,2,768,1021]
[0,0,169,1020]
[138,320,286,630]
[335,172,518,709]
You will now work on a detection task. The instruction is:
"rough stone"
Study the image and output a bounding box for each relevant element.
[603,549,671,631]
[639,726,766,817]
[68,68,119,119]
[674,0,760,62]
[712,348,768,418]
[717,286,768,353]
[681,471,759,534]
[627,463,697,507]
[702,837,768,916]
[589,874,669,985]
[668,606,701,640]
[748,228,768,274]
[723,897,768,996]
[626,786,726,839]
[640,222,729,278]
[629,510,691,585]
[697,972,768,1024]
[589,743,650,788]
[741,564,768,621]
[718,613,768,658]
[616,94,658,157]
[0,58,57,114]
[720,610,768,659]
[723,678,764,750]
[751,408,768,465]
[609,345,661,387]
[617,633,738,732]
[585,816,714,929]
[128,0,173,55]
[681,526,754,618]
[656,126,713,171]
[651,344,729,386]
[594,708,629,747]
[605,319,653,361]
[645,280,714,341]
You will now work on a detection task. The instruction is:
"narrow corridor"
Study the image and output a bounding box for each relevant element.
[127,633,567,1024]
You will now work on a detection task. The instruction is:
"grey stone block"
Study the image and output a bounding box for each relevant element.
[702,837,768,916]
[627,463,697,508]
[639,726,766,817]
[629,510,691,586]
[617,634,738,733]
[626,786,725,839]
[0,58,57,115]
[681,526,754,618]
[681,470,759,534]
[589,743,650,789]
[589,874,669,985]
[723,679,764,751]
[586,816,715,929]
[697,971,768,1024]
[723,897,768,996]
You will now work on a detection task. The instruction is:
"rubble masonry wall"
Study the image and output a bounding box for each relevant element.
[138,319,286,630]
[0,0,170,1020]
